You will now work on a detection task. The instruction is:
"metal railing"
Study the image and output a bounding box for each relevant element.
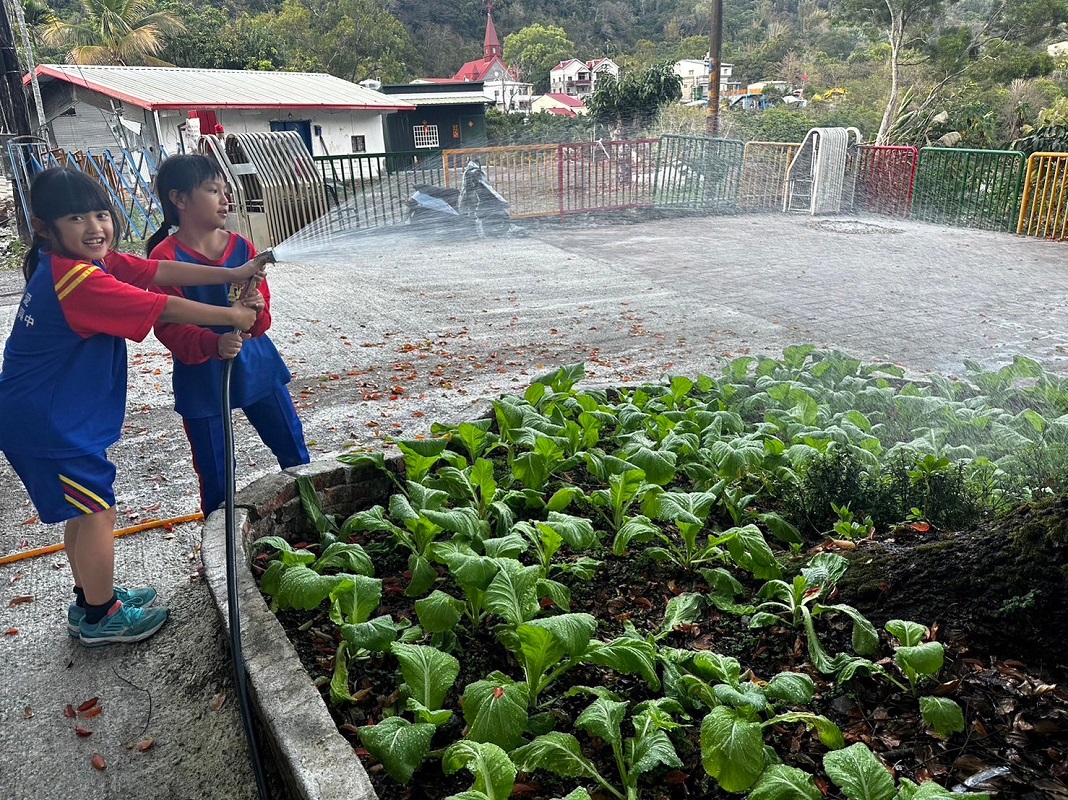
[313,151,444,229]
[1017,152,1068,240]
[654,135,745,212]
[7,140,165,240]
[912,148,1024,231]
[443,145,560,219]
[850,145,918,218]
[558,139,658,214]
[739,141,799,211]
[9,134,1067,245]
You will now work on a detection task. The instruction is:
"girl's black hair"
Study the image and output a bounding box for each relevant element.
[21,168,122,281]
[145,154,226,256]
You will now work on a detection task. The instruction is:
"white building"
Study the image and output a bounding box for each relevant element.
[549,58,620,98]
[25,65,415,158]
[673,59,738,101]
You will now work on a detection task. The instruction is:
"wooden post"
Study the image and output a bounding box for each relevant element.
[705,0,723,138]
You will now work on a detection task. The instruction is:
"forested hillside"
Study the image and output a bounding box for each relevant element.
[23,0,1068,147]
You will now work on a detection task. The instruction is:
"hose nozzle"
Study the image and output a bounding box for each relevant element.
[258,248,276,265]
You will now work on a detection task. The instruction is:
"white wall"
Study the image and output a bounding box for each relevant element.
[152,108,388,157]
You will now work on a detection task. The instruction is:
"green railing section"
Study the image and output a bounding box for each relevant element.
[313,150,444,229]
[653,135,746,212]
[911,148,1025,232]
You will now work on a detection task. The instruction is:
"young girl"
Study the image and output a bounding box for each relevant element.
[0,168,269,646]
[147,154,309,518]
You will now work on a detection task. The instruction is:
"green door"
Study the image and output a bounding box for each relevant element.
[458,115,487,147]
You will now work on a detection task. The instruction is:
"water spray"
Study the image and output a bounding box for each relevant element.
[223,247,275,800]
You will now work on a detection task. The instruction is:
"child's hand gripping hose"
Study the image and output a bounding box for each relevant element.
[223,246,275,800]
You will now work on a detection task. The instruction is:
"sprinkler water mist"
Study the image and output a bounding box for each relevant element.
[223,259,272,800]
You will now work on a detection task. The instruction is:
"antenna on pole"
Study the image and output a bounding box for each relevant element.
[4,0,46,135]
[0,0,34,240]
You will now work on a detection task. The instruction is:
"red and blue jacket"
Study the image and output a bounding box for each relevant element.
[0,250,168,458]
[150,233,291,419]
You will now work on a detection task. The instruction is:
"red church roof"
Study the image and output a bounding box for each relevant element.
[454,56,512,83]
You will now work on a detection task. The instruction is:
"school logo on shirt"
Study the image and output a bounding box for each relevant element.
[16,293,34,328]
[227,283,243,305]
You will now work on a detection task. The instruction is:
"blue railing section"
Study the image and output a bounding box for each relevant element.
[7,141,167,240]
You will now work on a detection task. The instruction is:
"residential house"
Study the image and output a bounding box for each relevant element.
[379,81,494,150]
[24,64,414,158]
[549,58,620,98]
[531,93,587,117]
[673,58,741,101]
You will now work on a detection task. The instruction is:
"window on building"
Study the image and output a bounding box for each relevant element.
[351,135,366,153]
[413,124,440,149]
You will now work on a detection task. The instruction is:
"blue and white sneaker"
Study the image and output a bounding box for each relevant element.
[68,586,159,637]
[78,602,169,647]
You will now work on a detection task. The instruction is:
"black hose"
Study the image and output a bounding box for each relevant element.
[223,346,271,800]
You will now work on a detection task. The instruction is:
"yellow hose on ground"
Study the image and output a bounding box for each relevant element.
[0,513,205,566]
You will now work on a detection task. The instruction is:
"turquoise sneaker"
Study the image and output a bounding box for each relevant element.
[78,602,169,647]
[68,586,159,637]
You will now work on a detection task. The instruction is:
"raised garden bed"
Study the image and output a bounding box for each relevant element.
[209,351,1068,800]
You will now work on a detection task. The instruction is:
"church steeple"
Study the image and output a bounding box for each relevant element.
[484,3,501,59]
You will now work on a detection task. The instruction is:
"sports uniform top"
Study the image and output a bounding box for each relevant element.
[0,250,168,458]
[150,233,291,419]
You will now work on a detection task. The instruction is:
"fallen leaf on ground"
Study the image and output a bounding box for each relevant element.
[131,737,155,752]
[90,754,106,771]
[79,705,103,720]
[64,704,76,718]
[76,697,99,713]
[8,595,34,607]
[210,693,227,711]
[23,706,33,719]
[4,629,18,636]
[75,726,92,738]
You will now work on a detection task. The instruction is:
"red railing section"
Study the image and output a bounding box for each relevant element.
[852,145,919,218]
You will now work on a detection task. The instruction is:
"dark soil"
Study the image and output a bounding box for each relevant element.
[266,523,1068,800]
[839,495,1068,671]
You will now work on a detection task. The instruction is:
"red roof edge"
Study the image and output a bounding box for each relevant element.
[22,65,415,112]
[26,64,156,109]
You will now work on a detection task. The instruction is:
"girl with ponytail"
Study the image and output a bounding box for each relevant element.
[148,154,308,517]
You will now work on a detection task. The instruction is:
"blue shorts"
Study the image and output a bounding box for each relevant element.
[4,451,116,524]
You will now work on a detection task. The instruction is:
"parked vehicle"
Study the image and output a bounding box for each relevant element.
[405,159,511,237]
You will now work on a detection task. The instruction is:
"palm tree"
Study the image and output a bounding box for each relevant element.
[23,0,57,34]
[42,0,185,66]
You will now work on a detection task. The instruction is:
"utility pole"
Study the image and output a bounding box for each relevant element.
[705,0,723,138]
[0,0,33,241]
[9,0,46,133]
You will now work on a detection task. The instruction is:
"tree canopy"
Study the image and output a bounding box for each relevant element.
[503,23,574,92]
[42,0,185,65]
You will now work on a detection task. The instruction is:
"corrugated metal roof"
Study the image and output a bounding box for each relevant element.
[30,65,416,112]
[387,91,494,106]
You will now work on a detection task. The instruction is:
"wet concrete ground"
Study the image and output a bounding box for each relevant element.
[0,212,1065,799]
